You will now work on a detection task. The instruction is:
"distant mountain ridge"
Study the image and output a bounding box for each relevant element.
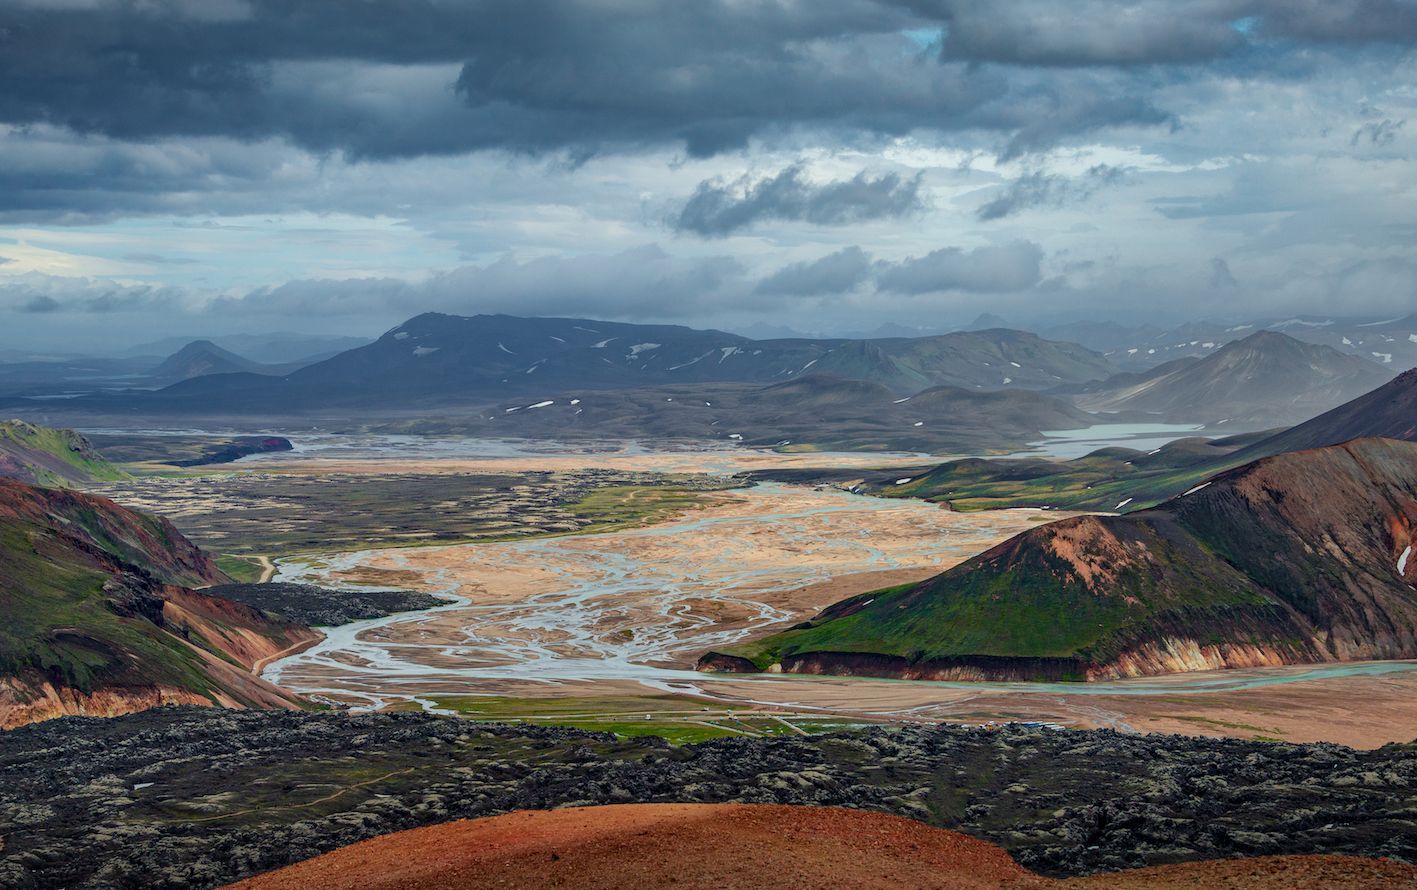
[1072,331,1394,426]
[443,373,1095,453]
[1038,313,1417,372]
[1237,367,1417,457]
[704,437,1417,682]
[112,312,1120,411]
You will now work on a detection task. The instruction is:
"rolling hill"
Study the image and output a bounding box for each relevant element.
[0,478,316,728]
[1072,331,1394,426]
[0,420,128,486]
[117,313,1117,411]
[702,438,1417,681]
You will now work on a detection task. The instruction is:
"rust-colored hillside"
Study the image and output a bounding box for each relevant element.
[0,477,316,727]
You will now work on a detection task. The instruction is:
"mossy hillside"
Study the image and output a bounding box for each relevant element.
[884,451,1234,513]
[722,519,1280,673]
[0,420,129,486]
[0,524,218,697]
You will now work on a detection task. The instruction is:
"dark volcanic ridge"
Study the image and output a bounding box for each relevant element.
[2,707,1415,889]
[203,582,444,627]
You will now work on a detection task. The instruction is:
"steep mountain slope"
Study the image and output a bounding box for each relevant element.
[1238,367,1417,457]
[152,340,271,381]
[128,313,1116,410]
[1073,331,1393,426]
[0,479,315,727]
[464,374,1095,453]
[703,438,1417,681]
[0,420,128,486]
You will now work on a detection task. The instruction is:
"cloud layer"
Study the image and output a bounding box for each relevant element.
[0,1,1414,349]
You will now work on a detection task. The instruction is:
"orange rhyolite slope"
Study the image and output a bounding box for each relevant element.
[225,804,1417,890]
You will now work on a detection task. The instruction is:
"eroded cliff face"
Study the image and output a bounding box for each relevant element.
[705,438,1417,683]
[0,676,216,731]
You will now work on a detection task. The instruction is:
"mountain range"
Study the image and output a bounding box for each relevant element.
[1041,313,1417,373]
[118,313,1119,410]
[703,437,1417,682]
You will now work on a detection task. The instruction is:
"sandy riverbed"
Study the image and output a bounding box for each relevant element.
[259,452,1417,749]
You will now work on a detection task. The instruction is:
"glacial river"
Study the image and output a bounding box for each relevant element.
[262,480,1417,720]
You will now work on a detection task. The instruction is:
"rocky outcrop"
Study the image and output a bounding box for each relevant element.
[203,582,443,627]
[169,436,294,466]
[709,438,1417,681]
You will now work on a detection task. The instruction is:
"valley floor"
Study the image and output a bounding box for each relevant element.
[229,445,1417,749]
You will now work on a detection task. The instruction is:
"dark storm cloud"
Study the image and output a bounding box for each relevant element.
[673,166,925,237]
[875,241,1044,293]
[756,247,873,295]
[934,0,1249,66]
[0,0,1193,163]
[1254,0,1417,44]
[976,164,1125,220]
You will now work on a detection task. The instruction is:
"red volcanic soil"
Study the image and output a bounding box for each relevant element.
[224,804,1416,890]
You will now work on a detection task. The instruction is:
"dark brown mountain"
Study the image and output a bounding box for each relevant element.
[703,437,1417,681]
[151,339,271,381]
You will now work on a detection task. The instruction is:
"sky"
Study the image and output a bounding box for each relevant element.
[1,0,1415,352]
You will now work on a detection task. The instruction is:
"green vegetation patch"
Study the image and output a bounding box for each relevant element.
[213,554,265,584]
[425,693,868,745]
[565,483,738,533]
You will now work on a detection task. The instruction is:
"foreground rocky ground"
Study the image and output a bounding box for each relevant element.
[227,804,1417,890]
[0,707,1413,889]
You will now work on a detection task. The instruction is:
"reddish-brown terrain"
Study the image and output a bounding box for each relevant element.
[224,804,1417,890]
[0,477,317,728]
